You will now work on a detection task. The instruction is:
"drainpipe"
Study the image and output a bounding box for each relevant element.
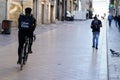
[70,0,72,13]
[33,0,38,19]
[21,0,23,14]
[6,0,9,19]
[6,0,7,19]
[62,0,65,21]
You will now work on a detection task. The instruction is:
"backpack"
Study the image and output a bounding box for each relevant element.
[92,19,100,30]
[18,14,34,29]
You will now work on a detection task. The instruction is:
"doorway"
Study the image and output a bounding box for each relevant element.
[50,6,54,23]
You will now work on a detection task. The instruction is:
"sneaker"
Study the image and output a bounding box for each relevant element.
[28,49,33,54]
[92,46,95,48]
[96,47,98,49]
[17,60,21,64]
[28,47,33,53]
[23,60,26,65]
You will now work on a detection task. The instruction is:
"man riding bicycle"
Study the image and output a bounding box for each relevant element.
[17,7,36,64]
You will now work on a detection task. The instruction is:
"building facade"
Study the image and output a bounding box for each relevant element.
[108,0,120,16]
[55,0,79,21]
[79,0,93,18]
[112,0,120,15]
[80,0,92,11]
[0,0,80,28]
[0,0,57,27]
[0,0,8,29]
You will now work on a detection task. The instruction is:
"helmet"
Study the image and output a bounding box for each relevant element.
[25,7,32,14]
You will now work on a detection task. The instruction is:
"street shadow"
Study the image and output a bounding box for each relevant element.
[89,48,98,78]
[92,48,98,54]
[90,48,98,67]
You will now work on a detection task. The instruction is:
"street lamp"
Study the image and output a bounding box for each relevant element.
[21,0,23,13]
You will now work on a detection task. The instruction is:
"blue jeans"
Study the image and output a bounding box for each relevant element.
[118,23,120,31]
[108,19,112,26]
[114,20,118,27]
[92,31,100,48]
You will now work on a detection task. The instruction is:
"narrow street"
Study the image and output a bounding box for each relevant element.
[0,20,108,80]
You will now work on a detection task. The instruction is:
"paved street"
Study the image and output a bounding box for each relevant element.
[107,20,120,80]
[0,20,108,80]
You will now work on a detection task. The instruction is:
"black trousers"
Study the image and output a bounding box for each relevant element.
[18,30,33,61]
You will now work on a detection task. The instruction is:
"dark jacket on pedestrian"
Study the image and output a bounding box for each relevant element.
[91,16,102,32]
[117,15,120,24]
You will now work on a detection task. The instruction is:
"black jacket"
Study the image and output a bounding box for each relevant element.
[91,19,102,32]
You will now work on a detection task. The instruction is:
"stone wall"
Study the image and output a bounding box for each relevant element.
[9,0,33,27]
[0,0,7,30]
[0,0,58,27]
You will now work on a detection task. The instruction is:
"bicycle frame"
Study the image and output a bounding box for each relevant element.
[20,36,29,70]
[19,34,36,71]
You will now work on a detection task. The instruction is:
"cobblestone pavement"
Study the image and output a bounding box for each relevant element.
[107,20,120,80]
[0,20,108,80]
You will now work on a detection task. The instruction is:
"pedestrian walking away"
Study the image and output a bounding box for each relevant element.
[117,15,120,31]
[113,15,118,28]
[108,13,113,27]
[17,7,36,65]
[91,15,102,49]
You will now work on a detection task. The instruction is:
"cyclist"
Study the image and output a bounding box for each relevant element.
[17,7,36,64]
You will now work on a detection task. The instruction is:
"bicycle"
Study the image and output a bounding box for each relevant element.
[20,35,36,71]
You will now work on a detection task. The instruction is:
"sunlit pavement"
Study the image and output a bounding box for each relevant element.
[0,19,108,80]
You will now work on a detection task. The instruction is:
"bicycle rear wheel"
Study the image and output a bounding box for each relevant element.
[20,52,24,71]
[19,36,29,71]
[23,41,29,64]
[20,45,26,71]
[20,53,27,71]
[20,59,24,71]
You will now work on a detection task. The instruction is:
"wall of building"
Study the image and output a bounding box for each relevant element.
[50,0,56,23]
[0,0,57,28]
[0,0,79,28]
[67,0,73,12]
[33,0,56,25]
[9,0,33,27]
[81,0,88,11]
[80,0,93,11]
[0,0,7,30]
[56,0,63,21]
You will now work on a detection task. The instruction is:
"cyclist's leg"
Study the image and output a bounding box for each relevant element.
[28,31,33,53]
[18,31,25,64]
[92,32,96,48]
[95,31,100,49]
[29,38,33,52]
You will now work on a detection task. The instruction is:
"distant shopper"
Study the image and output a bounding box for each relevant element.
[108,13,113,27]
[117,15,120,31]
[91,15,102,49]
[113,15,118,28]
